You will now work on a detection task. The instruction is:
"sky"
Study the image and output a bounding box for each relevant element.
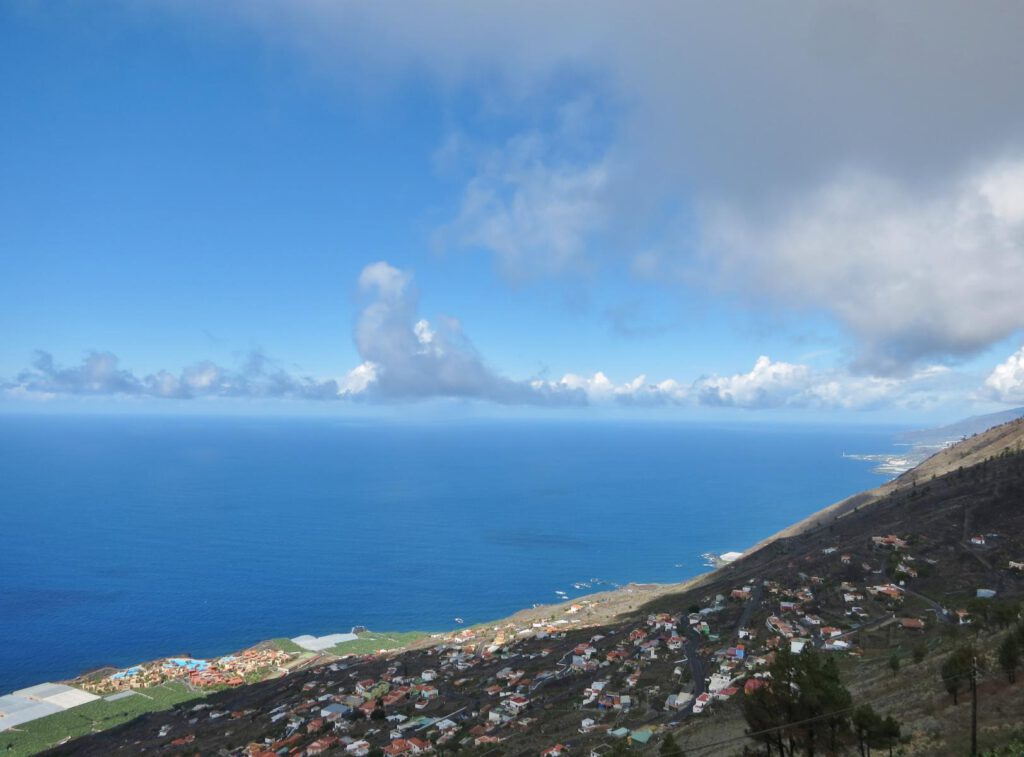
[3,1,1024,422]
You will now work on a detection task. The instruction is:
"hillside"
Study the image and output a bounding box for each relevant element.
[896,407,1024,446]
[760,417,1024,544]
[30,418,1024,756]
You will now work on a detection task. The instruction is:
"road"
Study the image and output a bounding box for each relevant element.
[903,586,953,624]
[735,585,765,637]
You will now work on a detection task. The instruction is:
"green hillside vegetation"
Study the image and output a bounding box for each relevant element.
[327,630,431,656]
[2,682,202,757]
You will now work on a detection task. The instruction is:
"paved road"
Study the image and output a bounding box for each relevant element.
[735,585,765,637]
[684,628,706,698]
[903,586,953,624]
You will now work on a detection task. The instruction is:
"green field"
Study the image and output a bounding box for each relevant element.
[269,637,306,655]
[1,681,204,757]
[327,630,431,657]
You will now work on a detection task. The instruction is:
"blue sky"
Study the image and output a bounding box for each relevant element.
[4,1,1024,421]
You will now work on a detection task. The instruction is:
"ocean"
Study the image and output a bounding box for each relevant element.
[0,415,901,692]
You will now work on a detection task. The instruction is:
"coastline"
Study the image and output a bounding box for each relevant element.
[6,422,977,745]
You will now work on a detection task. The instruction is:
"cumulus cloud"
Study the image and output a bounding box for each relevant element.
[551,372,688,406]
[689,356,956,411]
[982,346,1024,404]
[693,356,812,409]
[534,356,954,411]
[350,262,585,404]
[701,161,1024,373]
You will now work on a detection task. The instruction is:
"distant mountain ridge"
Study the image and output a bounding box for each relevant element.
[896,406,1024,446]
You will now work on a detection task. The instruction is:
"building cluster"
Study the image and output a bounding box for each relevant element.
[82,648,293,694]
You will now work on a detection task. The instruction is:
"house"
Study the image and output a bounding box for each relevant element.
[970,535,986,546]
[824,639,851,651]
[692,693,712,714]
[629,729,653,746]
[870,584,904,601]
[977,588,997,599]
[407,738,431,753]
[1009,561,1024,572]
[872,535,908,550]
[665,692,692,710]
[896,562,918,578]
[900,618,925,631]
[384,738,414,756]
[542,744,568,756]
[321,703,351,720]
[744,678,767,695]
[507,696,530,714]
[708,673,733,693]
[307,737,340,756]
[790,640,807,654]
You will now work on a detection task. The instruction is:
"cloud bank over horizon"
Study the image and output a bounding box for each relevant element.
[6,262,1016,413]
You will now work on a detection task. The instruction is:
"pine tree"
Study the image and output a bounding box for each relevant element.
[998,635,1020,684]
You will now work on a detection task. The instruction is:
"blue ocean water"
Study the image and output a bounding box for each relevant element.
[0,415,900,692]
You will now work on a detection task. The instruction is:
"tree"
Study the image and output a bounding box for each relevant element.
[888,654,900,677]
[741,648,852,756]
[912,642,927,664]
[853,704,882,757]
[941,646,976,705]
[869,716,901,757]
[659,733,684,757]
[991,601,1021,630]
[998,635,1020,684]
[852,705,901,757]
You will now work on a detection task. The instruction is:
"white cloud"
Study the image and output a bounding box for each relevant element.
[701,161,1024,372]
[982,346,1024,404]
[551,372,689,406]
[689,356,956,411]
[349,262,585,404]
[693,356,812,409]
[6,350,343,401]
[440,123,609,280]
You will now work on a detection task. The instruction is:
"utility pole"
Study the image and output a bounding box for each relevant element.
[971,655,978,756]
